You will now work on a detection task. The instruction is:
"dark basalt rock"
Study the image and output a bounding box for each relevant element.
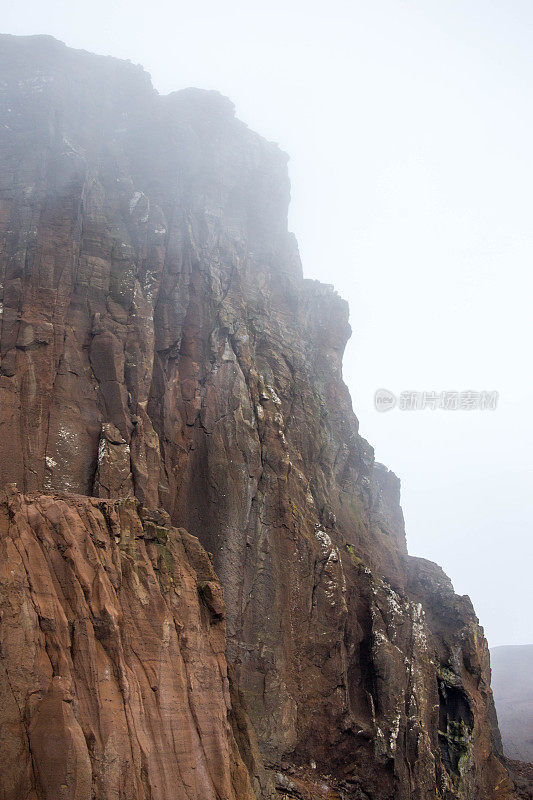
[0,33,519,799]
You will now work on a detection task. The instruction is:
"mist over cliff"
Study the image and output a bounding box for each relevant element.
[0,34,524,800]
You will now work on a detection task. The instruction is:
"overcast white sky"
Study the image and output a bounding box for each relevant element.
[3,0,532,647]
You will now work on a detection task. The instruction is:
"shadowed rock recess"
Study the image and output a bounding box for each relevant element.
[0,34,520,800]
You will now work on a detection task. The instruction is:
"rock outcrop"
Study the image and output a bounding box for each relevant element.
[0,33,519,799]
[0,489,265,800]
[503,760,533,800]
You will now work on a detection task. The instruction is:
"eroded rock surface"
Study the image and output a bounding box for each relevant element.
[0,33,519,799]
[0,489,264,800]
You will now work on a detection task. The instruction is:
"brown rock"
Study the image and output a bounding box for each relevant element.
[0,491,258,800]
[0,33,518,800]
[503,759,533,800]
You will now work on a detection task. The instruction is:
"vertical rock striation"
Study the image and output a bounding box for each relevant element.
[0,489,263,800]
[0,33,518,799]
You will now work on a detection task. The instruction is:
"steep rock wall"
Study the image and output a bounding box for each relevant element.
[0,489,265,800]
[0,34,517,799]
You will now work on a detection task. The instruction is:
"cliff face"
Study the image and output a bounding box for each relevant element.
[0,34,516,800]
[0,489,264,800]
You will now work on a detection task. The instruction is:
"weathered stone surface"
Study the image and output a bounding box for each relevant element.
[503,759,533,800]
[0,489,259,800]
[0,33,520,800]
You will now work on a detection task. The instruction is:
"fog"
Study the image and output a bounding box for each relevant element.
[3,0,532,648]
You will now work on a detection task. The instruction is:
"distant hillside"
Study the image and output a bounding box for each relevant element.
[491,644,533,763]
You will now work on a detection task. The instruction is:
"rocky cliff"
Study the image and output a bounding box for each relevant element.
[0,489,265,800]
[0,33,518,800]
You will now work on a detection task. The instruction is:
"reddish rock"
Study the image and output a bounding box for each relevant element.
[0,33,519,800]
[0,489,261,800]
